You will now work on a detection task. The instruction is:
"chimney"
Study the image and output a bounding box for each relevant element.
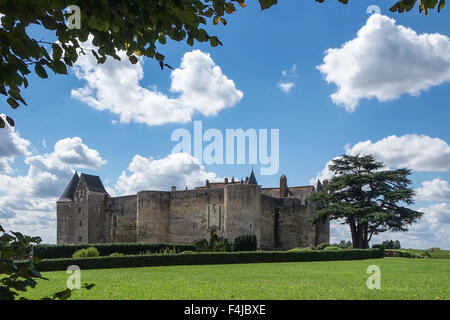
[225,178,229,185]
[280,174,288,198]
[171,186,177,192]
[206,180,211,188]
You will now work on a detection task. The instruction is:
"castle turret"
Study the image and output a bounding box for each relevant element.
[248,168,258,185]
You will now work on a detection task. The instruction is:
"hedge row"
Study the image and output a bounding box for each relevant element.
[32,243,195,259]
[30,249,383,272]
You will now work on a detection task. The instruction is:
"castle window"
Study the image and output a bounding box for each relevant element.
[78,236,82,242]
[78,207,81,214]
[79,221,82,227]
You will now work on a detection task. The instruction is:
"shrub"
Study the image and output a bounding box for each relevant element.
[72,247,99,259]
[316,243,331,250]
[385,250,424,258]
[211,238,232,252]
[33,243,196,259]
[194,239,210,252]
[26,249,384,272]
[233,234,257,252]
[324,246,341,251]
[372,244,386,256]
[109,253,124,257]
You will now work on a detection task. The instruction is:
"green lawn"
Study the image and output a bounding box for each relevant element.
[20,258,449,300]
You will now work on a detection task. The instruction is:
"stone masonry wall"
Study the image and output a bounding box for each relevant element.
[109,195,137,243]
[168,188,224,243]
[224,184,261,247]
[137,191,170,243]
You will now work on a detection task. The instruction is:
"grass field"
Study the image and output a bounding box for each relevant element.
[21,258,450,300]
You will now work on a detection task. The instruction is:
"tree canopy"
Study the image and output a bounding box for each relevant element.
[308,154,423,249]
[0,0,446,128]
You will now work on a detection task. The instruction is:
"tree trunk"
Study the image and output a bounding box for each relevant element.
[349,220,368,249]
[349,219,359,249]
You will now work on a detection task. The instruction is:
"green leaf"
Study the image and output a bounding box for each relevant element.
[155,53,165,61]
[7,98,20,109]
[259,0,278,10]
[53,60,68,74]
[129,55,138,64]
[35,64,48,79]
[5,116,15,127]
[52,44,63,60]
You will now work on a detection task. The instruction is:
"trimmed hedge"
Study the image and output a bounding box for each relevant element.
[233,234,257,252]
[29,249,383,272]
[32,243,195,259]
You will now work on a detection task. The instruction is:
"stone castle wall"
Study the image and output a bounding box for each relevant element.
[57,179,329,249]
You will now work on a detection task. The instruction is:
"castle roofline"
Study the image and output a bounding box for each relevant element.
[58,172,79,202]
[79,173,108,194]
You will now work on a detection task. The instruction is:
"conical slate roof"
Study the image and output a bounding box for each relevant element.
[58,172,79,202]
[316,179,323,192]
[79,173,107,193]
[248,169,258,185]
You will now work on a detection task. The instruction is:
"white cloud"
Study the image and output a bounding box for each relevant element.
[312,134,450,184]
[346,134,450,172]
[0,114,31,173]
[54,137,106,169]
[416,178,450,202]
[317,14,450,112]
[0,137,106,243]
[71,45,243,126]
[278,82,295,94]
[310,158,336,185]
[278,64,297,94]
[115,152,220,195]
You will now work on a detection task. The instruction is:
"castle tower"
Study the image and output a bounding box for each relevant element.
[56,173,109,244]
[56,172,79,244]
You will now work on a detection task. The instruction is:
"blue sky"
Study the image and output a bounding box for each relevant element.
[1,1,450,248]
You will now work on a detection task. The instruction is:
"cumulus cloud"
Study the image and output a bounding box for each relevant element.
[345,134,450,172]
[311,134,450,185]
[115,153,220,195]
[71,45,243,126]
[54,137,106,169]
[415,178,450,202]
[0,137,106,243]
[317,14,450,112]
[0,114,31,173]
